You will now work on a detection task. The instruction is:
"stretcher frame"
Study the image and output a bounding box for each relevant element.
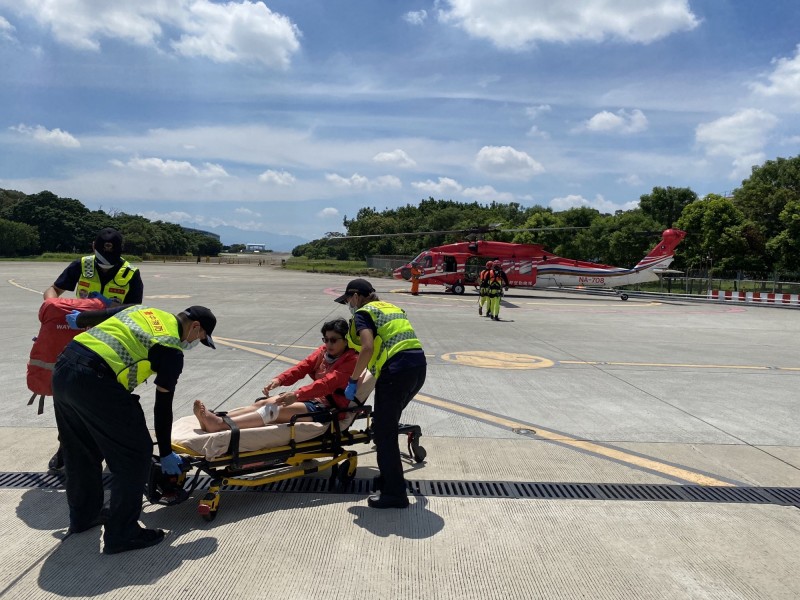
[151,404,426,521]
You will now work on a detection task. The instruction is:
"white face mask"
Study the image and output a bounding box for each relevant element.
[349,304,357,316]
[181,339,200,351]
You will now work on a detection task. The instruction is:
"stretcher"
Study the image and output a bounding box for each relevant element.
[147,401,426,521]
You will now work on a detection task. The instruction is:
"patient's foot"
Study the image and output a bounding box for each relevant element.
[193,400,228,433]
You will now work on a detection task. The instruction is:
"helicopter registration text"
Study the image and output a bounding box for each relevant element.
[579,276,606,285]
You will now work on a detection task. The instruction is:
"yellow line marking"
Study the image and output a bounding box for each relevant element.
[215,336,317,351]
[561,360,787,371]
[442,351,554,370]
[413,393,733,487]
[7,279,42,294]
[212,337,736,487]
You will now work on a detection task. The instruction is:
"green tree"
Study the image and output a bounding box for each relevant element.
[639,186,698,229]
[733,155,800,240]
[0,218,40,256]
[766,199,800,271]
[4,191,95,252]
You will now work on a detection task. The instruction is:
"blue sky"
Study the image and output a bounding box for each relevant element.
[1,0,799,248]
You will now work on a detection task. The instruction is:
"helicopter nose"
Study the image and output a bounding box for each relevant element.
[394,266,412,281]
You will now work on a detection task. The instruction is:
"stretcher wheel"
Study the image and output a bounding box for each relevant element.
[198,489,220,522]
[412,445,427,463]
[335,463,356,492]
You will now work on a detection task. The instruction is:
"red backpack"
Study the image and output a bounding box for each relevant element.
[27,297,105,412]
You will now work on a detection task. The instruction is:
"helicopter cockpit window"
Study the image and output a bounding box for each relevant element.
[421,255,432,268]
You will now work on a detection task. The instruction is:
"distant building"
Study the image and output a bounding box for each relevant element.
[245,243,269,253]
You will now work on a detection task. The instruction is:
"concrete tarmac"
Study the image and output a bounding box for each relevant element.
[1,261,799,599]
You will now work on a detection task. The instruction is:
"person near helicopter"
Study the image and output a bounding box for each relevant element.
[477,260,493,316]
[487,260,509,321]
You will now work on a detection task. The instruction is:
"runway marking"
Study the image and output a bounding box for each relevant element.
[442,351,554,369]
[217,336,736,487]
[561,360,798,371]
[7,279,41,294]
[413,393,735,487]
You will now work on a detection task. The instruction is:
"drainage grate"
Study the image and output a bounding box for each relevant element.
[3,472,798,507]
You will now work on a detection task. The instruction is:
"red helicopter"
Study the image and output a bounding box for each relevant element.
[390,228,687,300]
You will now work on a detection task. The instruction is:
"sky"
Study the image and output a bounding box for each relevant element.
[1,0,799,249]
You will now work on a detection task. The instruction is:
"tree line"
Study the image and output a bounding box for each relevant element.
[294,155,800,277]
[0,190,223,258]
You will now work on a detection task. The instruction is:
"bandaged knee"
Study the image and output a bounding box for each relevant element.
[256,403,281,425]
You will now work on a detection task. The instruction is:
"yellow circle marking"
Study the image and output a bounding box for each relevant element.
[441,351,554,370]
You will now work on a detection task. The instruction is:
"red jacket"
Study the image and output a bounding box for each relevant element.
[276,345,358,417]
[27,297,106,397]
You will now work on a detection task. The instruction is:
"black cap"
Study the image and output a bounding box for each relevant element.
[94,227,123,264]
[334,278,375,304]
[184,306,217,349]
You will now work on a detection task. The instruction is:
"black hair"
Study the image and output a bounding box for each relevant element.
[321,318,349,338]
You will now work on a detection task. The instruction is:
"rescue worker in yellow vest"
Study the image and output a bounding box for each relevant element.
[478,260,493,316]
[43,227,144,474]
[487,260,509,321]
[52,305,216,554]
[44,227,143,305]
[336,279,426,509]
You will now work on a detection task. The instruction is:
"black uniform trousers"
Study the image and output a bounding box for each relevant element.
[52,345,153,546]
[372,363,427,498]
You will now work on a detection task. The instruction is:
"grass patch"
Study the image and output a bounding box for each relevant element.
[283,257,388,277]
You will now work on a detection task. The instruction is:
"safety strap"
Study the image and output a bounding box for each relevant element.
[27,393,46,415]
[217,412,240,466]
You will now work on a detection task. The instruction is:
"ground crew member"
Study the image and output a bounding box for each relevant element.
[336,279,426,509]
[410,262,422,296]
[43,227,144,473]
[52,304,216,554]
[44,227,143,304]
[478,260,493,316]
[488,260,509,321]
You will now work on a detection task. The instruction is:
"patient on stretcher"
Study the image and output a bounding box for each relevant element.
[193,318,357,432]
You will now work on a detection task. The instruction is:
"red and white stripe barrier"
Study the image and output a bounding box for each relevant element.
[709,290,800,305]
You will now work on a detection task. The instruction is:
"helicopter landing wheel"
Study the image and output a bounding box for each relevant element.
[620,293,629,301]
[452,282,465,295]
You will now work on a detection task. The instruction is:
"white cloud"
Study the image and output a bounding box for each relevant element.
[750,44,800,102]
[234,207,261,217]
[373,149,417,168]
[578,109,648,134]
[550,193,637,213]
[475,145,544,179]
[4,0,301,68]
[10,123,80,147]
[525,104,551,119]
[437,0,699,50]
[463,185,514,202]
[110,156,229,178]
[318,207,339,218]
[403,10,427,26]
[258,169,296,185]
[695,108,779,179]
[617,174,643,186]
[411,177,463,195]
[527,125,549,139]
[325,173,401,190]
[0,15,15,42]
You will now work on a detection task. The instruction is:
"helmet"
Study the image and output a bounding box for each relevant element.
[493,260,501,267]
[485,261,493,268]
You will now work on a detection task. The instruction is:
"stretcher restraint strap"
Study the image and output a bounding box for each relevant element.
[28,392,46,415]
[216,412,241,467]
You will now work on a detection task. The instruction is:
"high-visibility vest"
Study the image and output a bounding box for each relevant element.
[27,297,106,398]
[75,306,183,391]
[347,301,422,378]
[76,256,137,303]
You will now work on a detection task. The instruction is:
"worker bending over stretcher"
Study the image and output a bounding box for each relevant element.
[194,319,357,432]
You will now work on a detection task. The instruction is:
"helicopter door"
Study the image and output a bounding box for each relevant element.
[443,255,457,273]
[518,260,537,285]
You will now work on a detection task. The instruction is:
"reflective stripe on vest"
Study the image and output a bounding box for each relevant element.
[347,301,422,378]
[78,256,137,303]
[75,306,182,391]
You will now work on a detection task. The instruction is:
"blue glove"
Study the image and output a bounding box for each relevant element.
[65,310,81,330]
[344,379,358,401]
[88,291,114,306]
[160,452,183,475]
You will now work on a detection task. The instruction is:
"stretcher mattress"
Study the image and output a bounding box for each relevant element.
[172,372,375,460]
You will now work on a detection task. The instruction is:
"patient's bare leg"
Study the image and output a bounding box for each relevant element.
[194,400,226,432]
[227,397,270,418]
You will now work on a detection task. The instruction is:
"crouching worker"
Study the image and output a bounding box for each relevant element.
[194,319,357,432]
[52,305,216,554]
